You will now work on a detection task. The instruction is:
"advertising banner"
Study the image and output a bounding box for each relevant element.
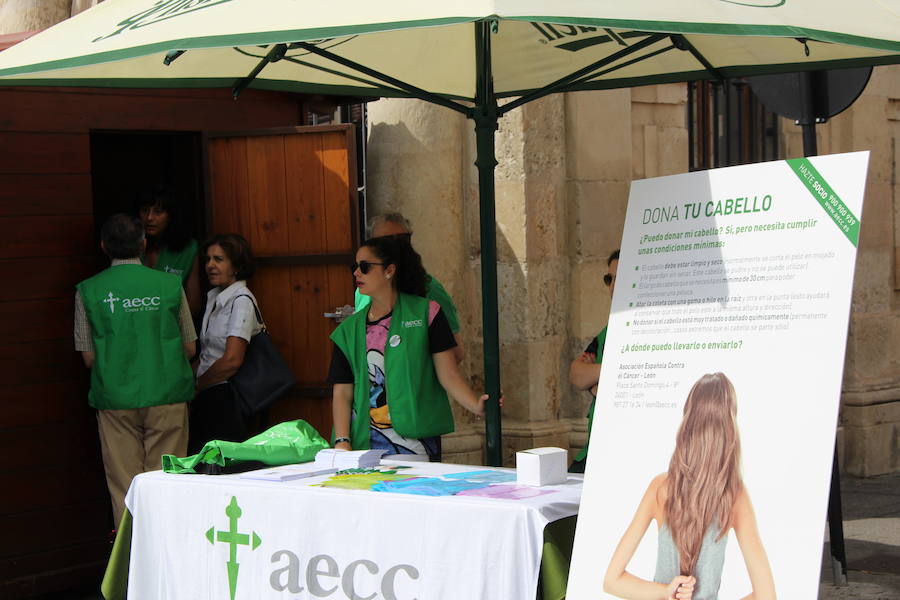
[567,151,869,600]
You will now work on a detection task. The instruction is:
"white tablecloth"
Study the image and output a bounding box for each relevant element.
[124,461,582,600]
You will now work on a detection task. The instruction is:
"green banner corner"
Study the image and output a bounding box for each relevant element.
[786,158,860,247]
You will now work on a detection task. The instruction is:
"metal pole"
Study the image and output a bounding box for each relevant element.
[827,441,848,585]
[724,81,732,166]
[799,70,846,585]
[687,81,695,171]
[712,81,720,168]
[473,20,503,467]
[798,71,819,157]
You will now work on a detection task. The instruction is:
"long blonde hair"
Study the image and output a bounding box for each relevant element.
[664,372,743,575]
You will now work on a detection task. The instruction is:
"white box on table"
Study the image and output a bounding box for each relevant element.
[515,447,568,486]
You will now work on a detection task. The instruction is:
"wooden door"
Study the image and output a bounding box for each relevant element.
[206,125,358,438]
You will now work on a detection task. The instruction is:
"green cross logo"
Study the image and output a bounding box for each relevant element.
[205,496,262,600]
[103,291,119,313]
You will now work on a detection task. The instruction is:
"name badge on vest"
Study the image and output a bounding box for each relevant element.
[389,334,401,347]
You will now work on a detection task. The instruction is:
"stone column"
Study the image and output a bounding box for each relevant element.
[563,89,632,458]
[562,84,687,462]
[0,0,70,33]
[485,95,572,465]
[366,98,486,463]
[368,95,576,465]
[71,0,103,17]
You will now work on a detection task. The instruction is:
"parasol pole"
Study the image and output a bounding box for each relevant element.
[471,19,503,466]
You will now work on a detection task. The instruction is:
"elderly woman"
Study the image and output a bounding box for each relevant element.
[188,233,263,453]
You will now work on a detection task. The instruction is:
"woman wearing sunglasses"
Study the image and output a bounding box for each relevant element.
[327,235,491,461]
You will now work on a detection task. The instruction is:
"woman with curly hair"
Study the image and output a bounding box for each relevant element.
[604,372,775,600]
[327,235,492,461]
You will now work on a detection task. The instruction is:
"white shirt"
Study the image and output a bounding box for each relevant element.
[196,281,263,378]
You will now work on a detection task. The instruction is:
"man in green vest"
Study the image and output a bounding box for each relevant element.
[354,212,464,362]
[568,249,619,473]
[74,214,196,525]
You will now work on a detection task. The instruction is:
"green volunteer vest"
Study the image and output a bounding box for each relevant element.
[150,239,197,284]
[331,293,454,449]
[355,274,460,333]
[575,326,607,462]
[77,264,194,410]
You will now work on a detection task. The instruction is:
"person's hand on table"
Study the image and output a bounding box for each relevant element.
[334,440,351,450]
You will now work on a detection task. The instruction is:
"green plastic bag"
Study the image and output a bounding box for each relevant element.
[162,419,330,474]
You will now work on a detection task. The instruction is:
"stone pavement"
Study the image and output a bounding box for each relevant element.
[818,473,900,599]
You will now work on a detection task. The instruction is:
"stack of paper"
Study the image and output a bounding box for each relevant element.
[239,464,338,482]
[314,448,386,470]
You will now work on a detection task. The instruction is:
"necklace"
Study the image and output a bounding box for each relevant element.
[368,306,391,322]
[368,295,396,322]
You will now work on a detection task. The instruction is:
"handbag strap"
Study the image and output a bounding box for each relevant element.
[234,293,267,333]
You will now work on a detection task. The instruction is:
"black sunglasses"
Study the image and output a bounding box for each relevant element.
[351,260,386,275]
[603,273,616,287]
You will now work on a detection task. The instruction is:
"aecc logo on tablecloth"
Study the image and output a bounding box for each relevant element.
[206,495,421,600]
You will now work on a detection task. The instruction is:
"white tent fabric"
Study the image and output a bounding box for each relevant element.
[0,1,899,99]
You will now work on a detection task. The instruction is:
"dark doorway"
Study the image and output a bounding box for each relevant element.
[89,131,205,248]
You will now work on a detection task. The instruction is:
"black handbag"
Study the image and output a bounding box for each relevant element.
[229,294,296,417]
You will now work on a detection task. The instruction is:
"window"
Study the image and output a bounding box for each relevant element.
[687,79,779,171]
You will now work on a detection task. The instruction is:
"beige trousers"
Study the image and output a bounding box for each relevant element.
[97,403,188,525]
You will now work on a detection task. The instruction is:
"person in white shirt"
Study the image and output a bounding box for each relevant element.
[188,233,263,453]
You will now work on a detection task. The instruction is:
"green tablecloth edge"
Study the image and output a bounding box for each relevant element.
[540,516,577,600]
[101,510,577,600]
[101,510,132,600]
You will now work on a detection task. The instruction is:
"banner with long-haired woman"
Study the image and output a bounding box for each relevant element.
[566,152,869,600]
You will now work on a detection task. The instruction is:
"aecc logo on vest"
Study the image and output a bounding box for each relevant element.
[103,291,161,314]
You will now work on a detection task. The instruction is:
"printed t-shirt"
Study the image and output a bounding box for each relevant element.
[328,300,456,458]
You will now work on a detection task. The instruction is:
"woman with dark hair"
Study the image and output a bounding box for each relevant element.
[136,185,201,315]
[188,233,262,453]
[604,373,775,600]
[327,236,493,461]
